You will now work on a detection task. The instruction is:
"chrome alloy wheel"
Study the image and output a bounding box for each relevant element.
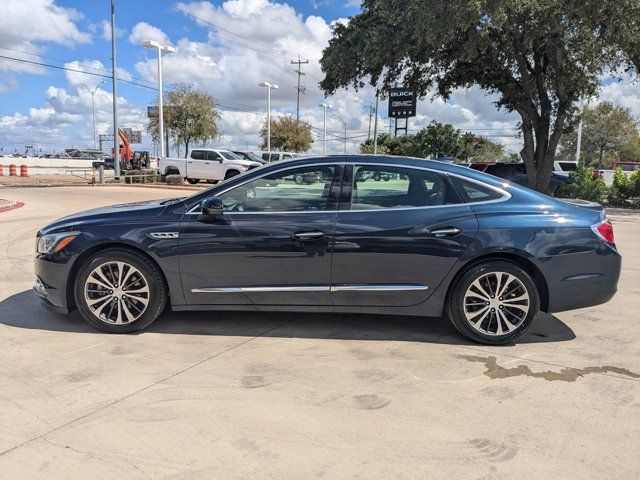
[84,261,150,325]
[463,272,530,336]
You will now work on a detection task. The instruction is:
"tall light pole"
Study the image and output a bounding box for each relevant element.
[258,81,279,154]
[372,91,380,154]
[333,113,347,154]
[575,99,585,162]
[319,102,331,155]
[111,0,120,179]
[80,81,104,150]
[142,40,175,158]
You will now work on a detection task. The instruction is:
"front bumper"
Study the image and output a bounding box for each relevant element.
[33,254,76,315]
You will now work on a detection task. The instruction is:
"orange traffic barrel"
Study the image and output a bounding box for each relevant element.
[20,164,28,177]
[0,164,3,176]
[9,164,17,176]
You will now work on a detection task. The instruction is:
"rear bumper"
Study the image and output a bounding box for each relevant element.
[545,247,621,313]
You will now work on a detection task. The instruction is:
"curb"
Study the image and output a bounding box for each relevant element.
[0,200,25,214]
[0,183,207,192]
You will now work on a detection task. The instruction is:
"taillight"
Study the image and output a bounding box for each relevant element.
[592,219,615,244]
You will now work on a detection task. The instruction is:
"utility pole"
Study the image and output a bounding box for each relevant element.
[291,56,309,123]
[367,104,374,141]
[373,92,379,154]
[110,0,120,179]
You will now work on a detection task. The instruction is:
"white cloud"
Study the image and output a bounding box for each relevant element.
[97,19,126,42]
[129,22,171,47]
[0,0,90,77]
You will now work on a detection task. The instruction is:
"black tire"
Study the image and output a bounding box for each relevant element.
[186,178,199,185]
[446,260,540,345]
[206,179,218,184]
[225,170,240,180]
[74,248,167,333]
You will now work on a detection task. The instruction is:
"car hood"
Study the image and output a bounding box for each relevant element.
[40,198,174,234]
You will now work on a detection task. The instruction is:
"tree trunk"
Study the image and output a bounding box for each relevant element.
[184,142,189,158]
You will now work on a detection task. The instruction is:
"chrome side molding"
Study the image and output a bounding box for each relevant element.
[191,284,428,293]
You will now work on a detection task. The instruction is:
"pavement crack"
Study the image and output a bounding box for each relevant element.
[0,319,292,458]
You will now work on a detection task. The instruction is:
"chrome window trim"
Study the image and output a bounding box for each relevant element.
[185,161,511,215]
[191,284,428,293]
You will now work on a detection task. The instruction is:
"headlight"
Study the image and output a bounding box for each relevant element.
[37,231,80,254]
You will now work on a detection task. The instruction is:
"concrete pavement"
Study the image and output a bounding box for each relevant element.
[0,186,638,479]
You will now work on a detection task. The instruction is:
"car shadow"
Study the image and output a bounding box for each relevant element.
[0,290,576,345]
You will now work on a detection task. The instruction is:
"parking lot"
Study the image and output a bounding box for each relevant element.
[1,185,639,479]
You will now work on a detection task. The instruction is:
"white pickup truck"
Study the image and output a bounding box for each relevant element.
[158,148,262,184]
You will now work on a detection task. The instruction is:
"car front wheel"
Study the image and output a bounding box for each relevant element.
[74,248,167,333]
[186,178,199,184]
[447,260,540,345]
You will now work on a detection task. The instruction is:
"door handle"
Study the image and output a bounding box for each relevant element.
[293,230,325,240]
[429,227,461,237]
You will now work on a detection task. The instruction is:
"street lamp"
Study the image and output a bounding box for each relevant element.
[258,81,279,154]
[80,80,104,150]
[319,102,331,155]
[142,40,176,158]
[333,112,347,154]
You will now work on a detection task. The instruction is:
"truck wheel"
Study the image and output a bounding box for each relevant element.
[186,178,199,185]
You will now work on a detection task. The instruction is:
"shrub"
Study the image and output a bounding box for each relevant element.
[607,168,634,207]
[123,169,158,184]
[165,174,184,185]
[561,162,608,203]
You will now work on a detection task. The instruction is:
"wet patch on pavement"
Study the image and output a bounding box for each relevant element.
[459,355,639,382]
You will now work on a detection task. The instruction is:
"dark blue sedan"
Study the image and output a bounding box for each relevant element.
[33,156,621,344]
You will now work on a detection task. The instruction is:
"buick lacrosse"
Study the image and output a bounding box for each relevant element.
[34,156,620,344]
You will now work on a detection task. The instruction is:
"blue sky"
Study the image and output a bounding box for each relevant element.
[0,1,637,155]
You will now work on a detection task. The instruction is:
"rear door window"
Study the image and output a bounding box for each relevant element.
[190,150,206,160]
[348,165,454,210]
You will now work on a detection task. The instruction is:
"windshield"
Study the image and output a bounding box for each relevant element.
[220,151,239,160]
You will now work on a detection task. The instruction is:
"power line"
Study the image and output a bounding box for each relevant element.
[0,54,156,90]
[0,46,157,88]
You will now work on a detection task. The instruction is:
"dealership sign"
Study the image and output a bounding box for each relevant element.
[388,88,416,118]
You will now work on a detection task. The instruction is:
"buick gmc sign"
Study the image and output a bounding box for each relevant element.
[388,88,416,118]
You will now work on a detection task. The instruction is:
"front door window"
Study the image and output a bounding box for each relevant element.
[219,165,338,212]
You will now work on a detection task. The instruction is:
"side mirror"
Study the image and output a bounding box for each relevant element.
[198,196,224,222]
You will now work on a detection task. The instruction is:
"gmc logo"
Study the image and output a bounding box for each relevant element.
[392,100,414,107]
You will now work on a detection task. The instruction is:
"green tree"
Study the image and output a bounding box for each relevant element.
[561,162,608,202]
[147,84,221,158]
[320,1,638,194]
[260,115,313,152]
[561,102,640,166]
[359,122,508,162]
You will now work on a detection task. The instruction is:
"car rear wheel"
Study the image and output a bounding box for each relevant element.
[447,261,540,345]
[74,249,167,333]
